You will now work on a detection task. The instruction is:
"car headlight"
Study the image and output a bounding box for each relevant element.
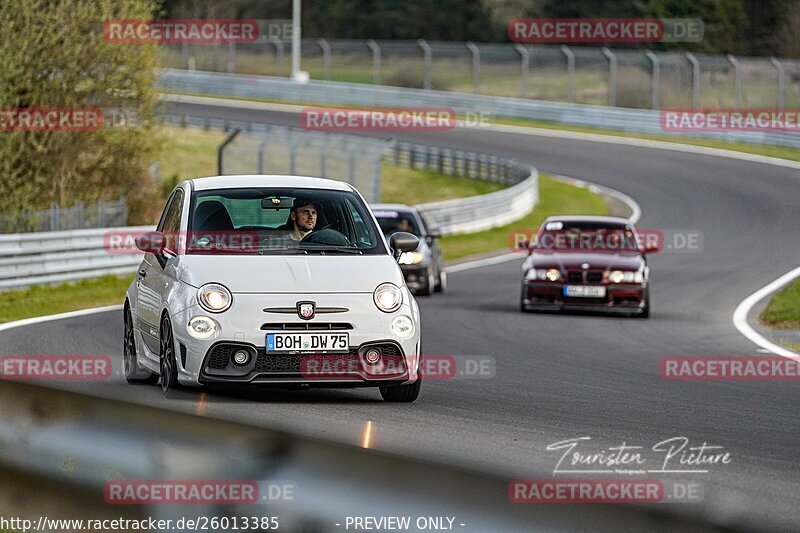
[187,316,218,339]
[374,283,402,313]
[609,270,642,283]
[525,268,561,281]
[197,283,232,313]
[398,251,424,265]
[390,315,415,338]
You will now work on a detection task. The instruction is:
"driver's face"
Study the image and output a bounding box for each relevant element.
[293,205,317,231]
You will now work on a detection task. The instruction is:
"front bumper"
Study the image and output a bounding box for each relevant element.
[400,264,431,292]
[171,291,420,387]
[521,280,647,314]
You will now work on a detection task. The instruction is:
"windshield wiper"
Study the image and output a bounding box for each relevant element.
[300,246,363,254]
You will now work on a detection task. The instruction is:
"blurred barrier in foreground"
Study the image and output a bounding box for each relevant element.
[158,69,800,148]
[0,379,725,532]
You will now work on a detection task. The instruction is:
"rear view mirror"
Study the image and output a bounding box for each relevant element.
[135,231,166,254]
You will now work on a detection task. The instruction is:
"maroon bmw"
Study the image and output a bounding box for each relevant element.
[519,216,658,317]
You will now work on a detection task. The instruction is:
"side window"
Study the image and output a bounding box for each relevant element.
[160,189,184,252]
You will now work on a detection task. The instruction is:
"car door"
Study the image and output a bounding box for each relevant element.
[136,189,184,358]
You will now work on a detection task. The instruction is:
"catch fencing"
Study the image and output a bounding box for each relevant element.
[0,197,127,234]
[162,39,800,111]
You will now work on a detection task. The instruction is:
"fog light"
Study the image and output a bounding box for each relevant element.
[187,316,217,339]
[364,348,382,365]
[390,315,414,338]
[232,349,250,366]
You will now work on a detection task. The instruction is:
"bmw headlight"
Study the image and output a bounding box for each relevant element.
[525,268,561,281]
[197,283,232,313]
[398,251,424,265]
[390,315,415,338]
[374,283,402,313]
[609,270,643,283]
[187,316,218,339]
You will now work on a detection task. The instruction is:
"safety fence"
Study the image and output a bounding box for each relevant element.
[158,70,800,148]
[162,39,800,111]
[0,197,127,234]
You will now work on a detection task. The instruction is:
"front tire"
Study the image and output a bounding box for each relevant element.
[434,269,446,293]
[380,375,422,402]
[124,307,158,385]
[637,287,651,319]
[159,316,180,394]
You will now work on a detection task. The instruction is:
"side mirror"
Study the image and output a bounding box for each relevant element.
[135,231,166,254]
[644,241,660,254]
[389,231,420,260]
[427,228,441,239]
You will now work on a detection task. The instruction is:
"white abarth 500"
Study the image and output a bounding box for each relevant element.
[124,175,423,402]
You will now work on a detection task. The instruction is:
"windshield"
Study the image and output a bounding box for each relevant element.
[187,187,386,255]
[373,209,422,237]
[535,222,641,253]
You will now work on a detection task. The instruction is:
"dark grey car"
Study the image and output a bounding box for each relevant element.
[371,204,446,296]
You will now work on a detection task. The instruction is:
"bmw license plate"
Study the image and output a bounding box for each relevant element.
[564,285,606,298]
[266,333,349,353]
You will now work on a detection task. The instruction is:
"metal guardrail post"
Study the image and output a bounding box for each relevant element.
[257,140,268,173]
[514,44,530,98]
[317,38,331,81]
[367,39,381,84]
[466,42,480,94]
[645,51,660,110]
[686,52,701,109]
[217,128,241,175]
[289,139,297,175]
[560,45,575,103]
[227,41,236,74]
[727,54,741,109]
[181,42,189,69]
[269,37,285,77]
[770,57,785,111]
[602,47,617,107]
[418,39,432,90]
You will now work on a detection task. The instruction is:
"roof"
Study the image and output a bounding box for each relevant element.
[544,215,633,225]
[188,175,355,192]
[370,203,415,211]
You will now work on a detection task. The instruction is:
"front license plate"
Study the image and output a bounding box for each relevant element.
[564,285,606,298]
[266,332,350,353]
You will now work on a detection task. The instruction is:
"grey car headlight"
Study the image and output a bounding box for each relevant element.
[188,316,218,339]
[398,251,425,265]
[197,283,233,313]
[374,283,402,313]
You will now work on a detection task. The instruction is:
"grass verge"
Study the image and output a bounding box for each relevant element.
[760,279,800,329]
[0,275,133,324]
[440,174,608,261]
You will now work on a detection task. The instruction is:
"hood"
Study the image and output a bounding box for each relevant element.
[176,254,403,293]
[525,251,644,271]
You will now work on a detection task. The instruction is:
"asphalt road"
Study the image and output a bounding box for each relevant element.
[3,99,800,531]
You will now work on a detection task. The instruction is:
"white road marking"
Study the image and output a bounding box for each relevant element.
[732,267,800,360]
[0,305,122,333]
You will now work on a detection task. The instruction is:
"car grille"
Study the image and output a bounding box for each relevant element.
[207,344,238,369]
[255,343,406,375]
[261,322,353,331]
[567,271,584,283]
[586,271,603,283]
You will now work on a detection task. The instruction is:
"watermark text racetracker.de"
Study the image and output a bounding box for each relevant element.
[662,109,800,132]
[0,355,111,381]
[300,107,493,131]
[508,18,703,43]
[661,356,800,380]
[1,515,280,532]
[508,229,703,253]
[508,479,703,504]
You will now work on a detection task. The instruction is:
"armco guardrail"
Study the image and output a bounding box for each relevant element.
[0,379,722,532]
[0,227,151,291]
[158,69,800,149]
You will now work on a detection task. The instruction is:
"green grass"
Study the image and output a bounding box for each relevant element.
[760,279,800,329]
[158,126,227,196]
[440,174,609,261]
[0,275,133,324]
[380,164,503,204]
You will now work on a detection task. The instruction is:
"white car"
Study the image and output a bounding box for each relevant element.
[124,175,423,402]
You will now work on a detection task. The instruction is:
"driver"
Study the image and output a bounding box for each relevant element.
[288,197,321,241]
